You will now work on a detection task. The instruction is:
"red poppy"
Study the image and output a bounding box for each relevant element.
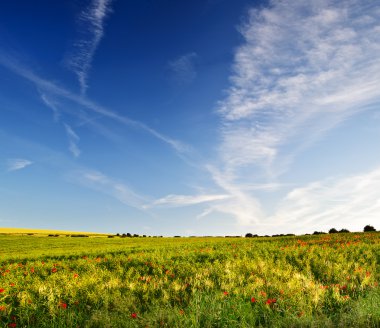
[51,268,57,273]
[0,305,6,311]
[265,298,277,305]
[131,313,137,319]
[251,297,257,303]
[59,302,67,309]
[0,289,5,293]
[73,273,79,278]
[8,323,16,328]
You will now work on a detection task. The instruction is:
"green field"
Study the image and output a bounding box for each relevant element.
[0,233,379,327]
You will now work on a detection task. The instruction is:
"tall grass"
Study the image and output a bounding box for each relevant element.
[0,233,379,327]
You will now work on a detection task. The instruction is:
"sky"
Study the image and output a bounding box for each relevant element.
[0,0,379,236]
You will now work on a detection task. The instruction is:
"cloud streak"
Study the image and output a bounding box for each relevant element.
[0,54,189,154]
[148,193,230,208]
[168,52,198,84]
[7,158,33,172]
[66,0,112,95]
[72,169,147,209]
[64,123,81,158]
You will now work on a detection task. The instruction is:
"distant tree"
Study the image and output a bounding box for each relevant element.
[126,233,132,237]
[133,234,139,238]
[364,225,376,232]
[116,233,120,237]
[245,233,253,238]
[339,228,350,233]
[329,228,338,234]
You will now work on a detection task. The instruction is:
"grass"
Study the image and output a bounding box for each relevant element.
[0,227,106,236]
[0,232,378,327]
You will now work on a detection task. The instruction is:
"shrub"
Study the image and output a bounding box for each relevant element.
[339,228,350,233]
[245,233,253,238]
[364,225,376,232]
[329,228,338,234]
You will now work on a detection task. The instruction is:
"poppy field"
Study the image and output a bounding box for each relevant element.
[0,232,379,327]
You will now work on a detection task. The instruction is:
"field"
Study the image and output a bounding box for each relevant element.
[0,232,379,327]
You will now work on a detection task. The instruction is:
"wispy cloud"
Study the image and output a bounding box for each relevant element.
[72,169,147,209]
[148,193,230,208]
[218,0,380,174]
[270,166,380,233]
[40,93,60,122]
[66,0,112,94]
[7,158,33,172]
[64,123,81,158]
[168,52,198,84]
[204,0,380,226]
[0,54,189,154]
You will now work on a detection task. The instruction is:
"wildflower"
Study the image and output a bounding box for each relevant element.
[0,289,5,293]
[260,291,267,297]
[51,268,57,273]
[265,298,277,305]
[223,291,229,296]
[73,273,79,279]
[8,323,16,327]
[0,305,6,311]
[179,309,185,315]
[59,302,67,309]
[30,267,35,273]
[131,312,137,319]
[9,283,15,287]
[251,297,257,303]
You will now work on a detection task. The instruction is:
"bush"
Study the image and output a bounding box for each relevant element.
[329,228,338,234]
[339,228,350,233]
[364,225,376,232]
[245,233,253,238]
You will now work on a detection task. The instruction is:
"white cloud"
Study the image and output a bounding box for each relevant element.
[270,166,380,233]
[7,158,33,172]
[66,0,113,94]
[168,52,198,84]
[219,0,380,173]
[73,170,147,209]
[64,123,81,158]
[207,0,380,227]
[149,193,230,208]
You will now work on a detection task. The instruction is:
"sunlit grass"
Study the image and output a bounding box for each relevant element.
[0,233,378,327]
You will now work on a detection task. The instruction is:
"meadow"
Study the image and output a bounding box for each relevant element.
[0,232,379,327]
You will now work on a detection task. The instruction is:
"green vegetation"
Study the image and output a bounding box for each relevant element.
[0,233,379,327]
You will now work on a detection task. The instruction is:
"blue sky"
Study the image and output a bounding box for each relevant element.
[1,0,379,235]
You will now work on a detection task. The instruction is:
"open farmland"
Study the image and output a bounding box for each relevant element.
[0,233,379,327]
